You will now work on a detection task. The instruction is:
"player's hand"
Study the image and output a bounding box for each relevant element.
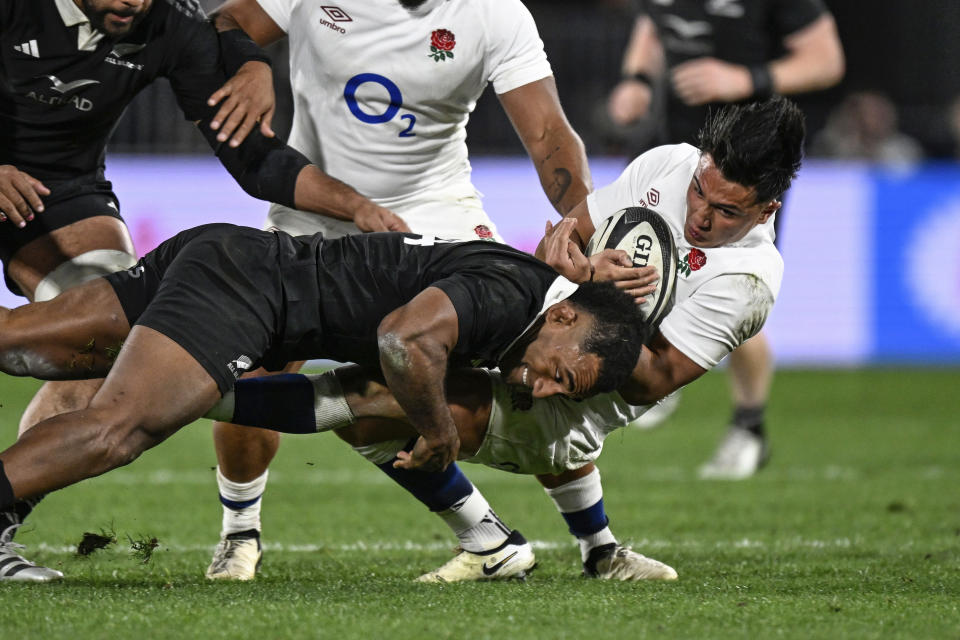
[671,58,753,106]
[542,218,592,283]
[393,434,460,472]
[207,60,276,147]
[590,251,659,304]
[0,165,49,228]
[354,203,411,233]
[607,79,653,126]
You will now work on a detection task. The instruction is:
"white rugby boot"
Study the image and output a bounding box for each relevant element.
[583,543,678,581]
[698,426,769,480]
[0,524,63,582]
[205,529,262,580]
[416,529,536,583]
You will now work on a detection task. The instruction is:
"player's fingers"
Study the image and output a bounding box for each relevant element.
[211,95,241,136]
[389,216,412,233]
[260,106,277,138]
[12,175,45,215]
[229,115,258,147]
[207,83,232,109]
[0,194,28,227]
[26,176,50,198]
[214,97,244,142]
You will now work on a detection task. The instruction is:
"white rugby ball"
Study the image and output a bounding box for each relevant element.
[586,207,678,332]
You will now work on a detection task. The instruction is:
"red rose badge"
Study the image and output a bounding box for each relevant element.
[429,29,455,62]
[474,224,494,240]
[679,248,707,276]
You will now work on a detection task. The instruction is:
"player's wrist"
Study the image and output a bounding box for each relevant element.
[624,71,654,88]
[747,64,774,100]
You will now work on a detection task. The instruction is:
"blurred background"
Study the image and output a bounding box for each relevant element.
[9,0,960,367]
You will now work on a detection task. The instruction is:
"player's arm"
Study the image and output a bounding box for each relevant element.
[608,15,664,126]
[204,0,288,147]
[376,287,462,473]
[499,77,591,216]
[617,332,706,405]
[672,13,845,106]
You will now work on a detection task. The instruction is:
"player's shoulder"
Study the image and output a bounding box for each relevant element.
[629,143,699,177]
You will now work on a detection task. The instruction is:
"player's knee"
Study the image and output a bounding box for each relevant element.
[84,411,156,471]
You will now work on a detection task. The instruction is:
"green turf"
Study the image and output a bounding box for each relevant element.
[0,369,958,639]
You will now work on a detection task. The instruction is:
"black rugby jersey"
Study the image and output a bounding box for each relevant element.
[272,231,566,370]
[0,0,224,181]
[639,0,825,144]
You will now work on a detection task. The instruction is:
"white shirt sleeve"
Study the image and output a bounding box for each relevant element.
[585,145,685,228]
[485,0,553,94]
[659,274,775,370]
[255,0,295,33]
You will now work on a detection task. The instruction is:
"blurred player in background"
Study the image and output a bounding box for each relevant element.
[0,0,409,581]
[606,0,844,479]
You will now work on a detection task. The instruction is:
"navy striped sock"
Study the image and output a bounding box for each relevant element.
[560,498,610,537]
[376,443,473,512]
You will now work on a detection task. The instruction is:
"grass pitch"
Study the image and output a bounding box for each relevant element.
[0,368,958,639]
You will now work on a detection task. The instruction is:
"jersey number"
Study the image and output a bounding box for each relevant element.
[343,73,416,137]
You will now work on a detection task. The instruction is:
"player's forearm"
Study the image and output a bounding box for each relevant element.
[377,334,459,450]
[529,125,591,217]
[621,16,664,78]
[292,164,382,223]
[770,16,845,95]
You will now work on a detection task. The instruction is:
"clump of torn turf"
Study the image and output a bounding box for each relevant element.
[77,525,118,556]
[128,534,160,564]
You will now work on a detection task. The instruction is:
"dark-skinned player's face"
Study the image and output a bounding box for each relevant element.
[77,0,152,38]
[502,304,602,400]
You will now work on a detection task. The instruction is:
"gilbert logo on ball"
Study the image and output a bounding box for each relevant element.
[586,207,678,333]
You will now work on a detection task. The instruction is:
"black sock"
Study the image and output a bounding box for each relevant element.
[731,406,765,437]
[0,461,15,513]
[0,494,45,540]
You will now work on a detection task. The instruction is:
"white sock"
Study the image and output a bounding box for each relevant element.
[437,489,510,553]
[217,466,268,537]
[544,468,617,563]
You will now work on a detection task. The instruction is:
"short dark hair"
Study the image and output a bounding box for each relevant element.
[567,281,646,395]
[697,96,806,204]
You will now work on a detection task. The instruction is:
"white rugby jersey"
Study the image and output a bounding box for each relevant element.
[257,0,551,211]
[586,143,784,370]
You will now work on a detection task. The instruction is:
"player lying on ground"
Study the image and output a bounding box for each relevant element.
[0,221,645,516]
[209,98,805,583]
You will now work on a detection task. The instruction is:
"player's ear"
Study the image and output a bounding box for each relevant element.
[757,200,781,224]
[545,301,579,326]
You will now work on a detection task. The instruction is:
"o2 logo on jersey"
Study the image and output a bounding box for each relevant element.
[343,73,416,137]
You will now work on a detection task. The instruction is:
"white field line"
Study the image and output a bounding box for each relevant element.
[28,536,864,556]
[83,464,955,486]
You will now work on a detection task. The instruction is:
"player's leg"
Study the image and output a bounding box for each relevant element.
[335,367,535,583]
[211,365,536,581]
[0,209,136,581]
[206,363,295,581]
[698,331,773,479]
[536,464,677,581]
[0,325,220,507]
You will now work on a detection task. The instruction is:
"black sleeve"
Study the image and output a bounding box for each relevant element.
[431,267,552,362]
[161,8,308,207]
[770,0,827,37]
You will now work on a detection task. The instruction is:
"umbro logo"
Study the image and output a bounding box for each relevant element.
[45,75,100,95]
[319,6,350,33]
[14,40,39,58]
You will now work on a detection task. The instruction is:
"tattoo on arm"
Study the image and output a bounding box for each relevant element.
[548,168,572,207]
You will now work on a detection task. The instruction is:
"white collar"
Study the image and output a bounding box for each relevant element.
[54,0,106,52]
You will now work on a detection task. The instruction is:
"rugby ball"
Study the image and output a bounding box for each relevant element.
[585,207,678,332]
